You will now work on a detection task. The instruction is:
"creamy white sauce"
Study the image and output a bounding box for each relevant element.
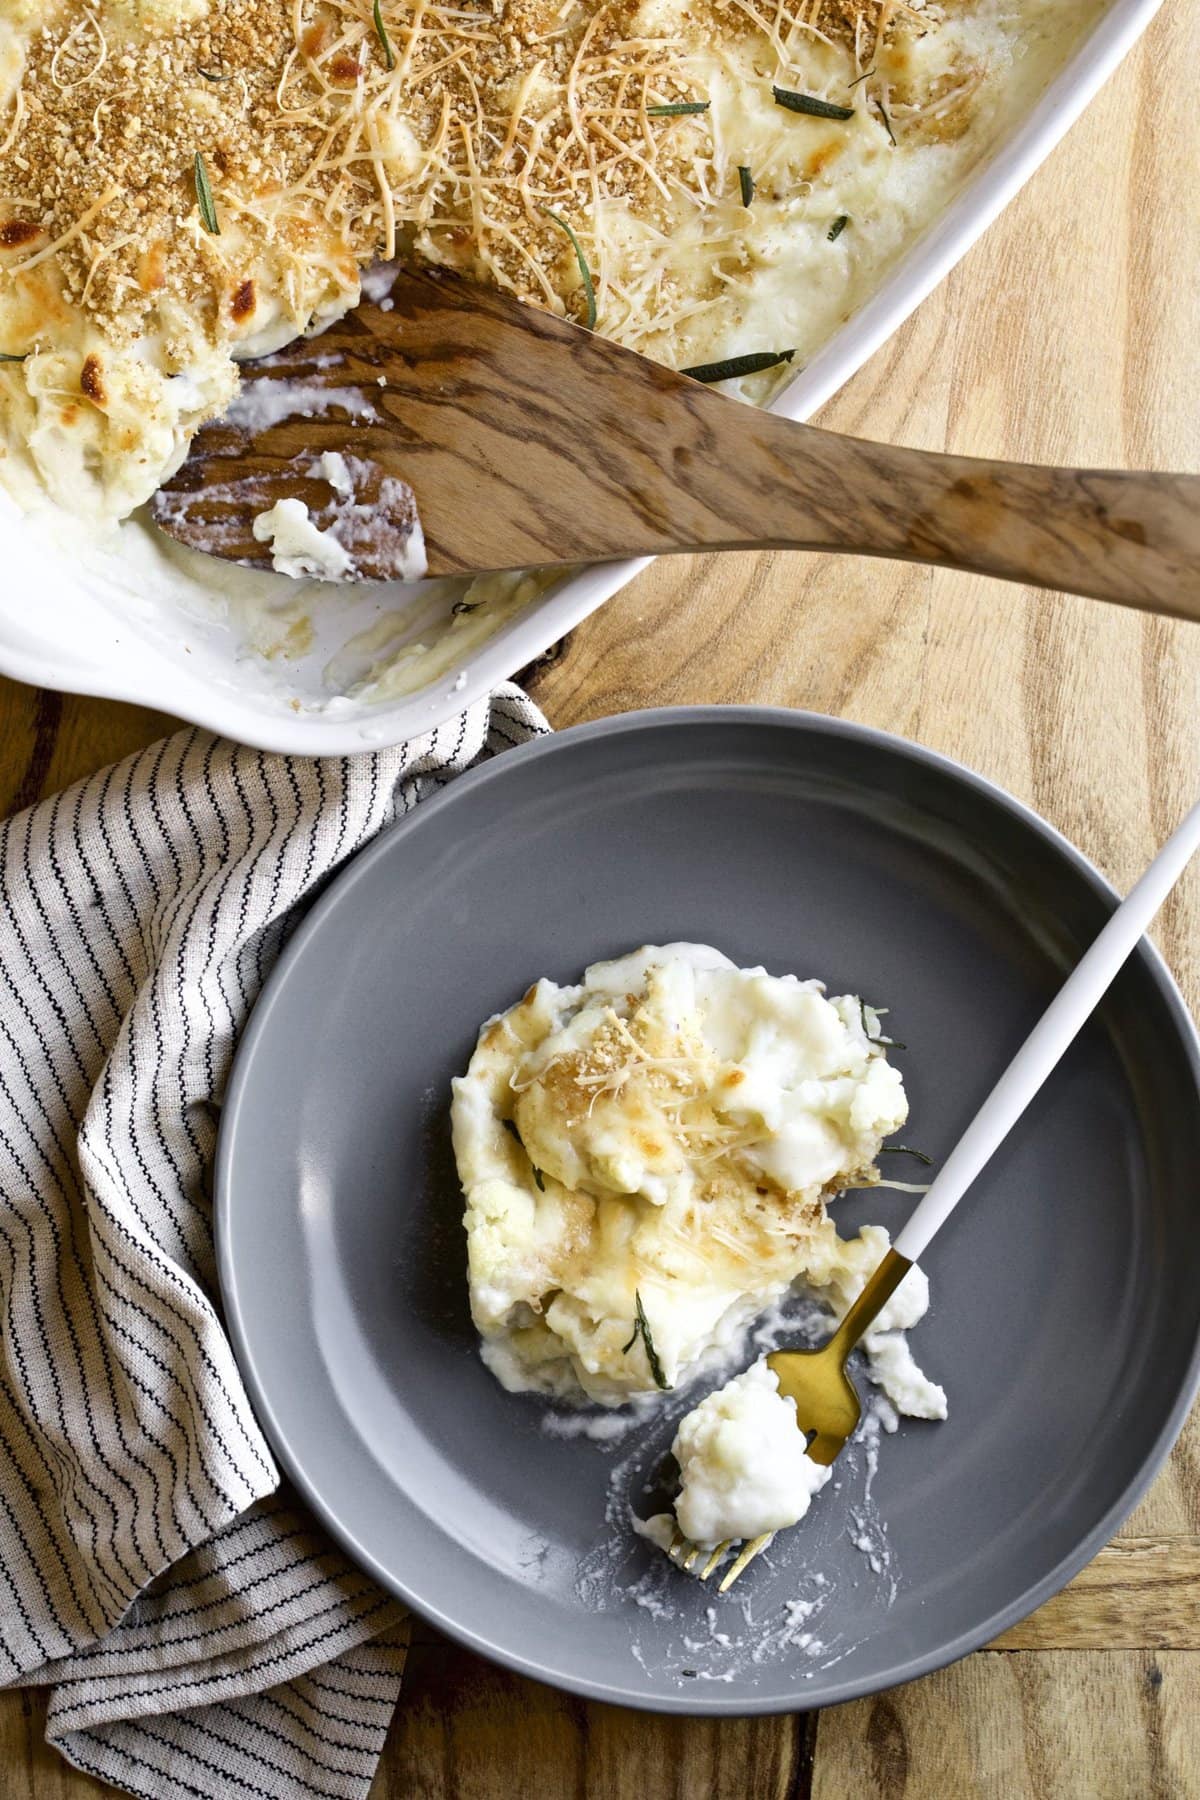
[859,1331,948,1418]
[245,450,428,585]
[253,498,355,581]
[359,261,401,303]
[316,450,356,499]
[224,379,378,434]
[818,1222,949,1419]
[314,459,429,585]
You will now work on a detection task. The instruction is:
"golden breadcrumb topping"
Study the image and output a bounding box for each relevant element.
[0,0,936,354]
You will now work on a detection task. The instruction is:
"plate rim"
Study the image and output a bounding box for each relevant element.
[216,704,1200,1715]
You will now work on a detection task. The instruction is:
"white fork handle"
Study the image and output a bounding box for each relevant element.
[893,800,1200,1264]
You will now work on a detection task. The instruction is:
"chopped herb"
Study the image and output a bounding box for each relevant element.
[848,65,875,88]
[373,0,396,70]
[881,1145,933,1165]
[502,1117,547,1188]
[622,1289,670,1390]
[541,206,597,330]
[858,997,905,1050]
[737,164,755,207]
[451,599,480,615]
[197,66,232,82]
[828,214,850,241]
[0,353,27,363]
[874,97,897,145]
[773,86,854,121]
[681,348,795,384]
[646,101,710,117]
[193,152,219,235]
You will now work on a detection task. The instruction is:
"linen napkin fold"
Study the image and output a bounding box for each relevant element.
[0,685,550,1800]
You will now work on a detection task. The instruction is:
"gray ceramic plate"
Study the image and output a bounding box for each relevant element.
[216,708,1200,1714]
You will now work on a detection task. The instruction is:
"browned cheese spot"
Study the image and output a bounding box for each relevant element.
[80,353,107,406]
[0,219,40,248]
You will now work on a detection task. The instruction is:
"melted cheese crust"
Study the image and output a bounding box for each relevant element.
[451,943,908,1403]
[0,0,365,517]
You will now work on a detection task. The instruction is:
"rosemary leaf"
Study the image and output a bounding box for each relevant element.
[848,65,875,88]
[193,151,220,235]
[622,1290,670,1390]
[827,213,850,241]
[373,0,396,70]
[646,101,709,117]
[773,86,854,121]
[451,599,480,615]
[197,66,232,82]
[0,352,27,363]
[502,1117,548,1189]
[681,348,795,384]
[858,996,905,1050]
[737,164,755,207]
[542,206,597,330]
[880,1144,933,1165]
[874,96,897,145]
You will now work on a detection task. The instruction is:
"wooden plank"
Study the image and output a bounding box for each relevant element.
[0,1689,120,1800]
[990,1541,1200,1651]
[811,1650,1200,1800]
[0,681,177,819]
[368,1633,812,1799]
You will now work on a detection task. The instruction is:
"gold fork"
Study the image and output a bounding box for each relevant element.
[663,796,1200,1591]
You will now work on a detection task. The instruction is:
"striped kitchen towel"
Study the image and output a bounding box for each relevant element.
[0,685,549,1800]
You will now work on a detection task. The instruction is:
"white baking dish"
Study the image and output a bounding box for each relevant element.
[0,0,1162,755]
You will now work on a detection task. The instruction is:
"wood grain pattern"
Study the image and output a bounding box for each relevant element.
[0,1690,121,1799]
[3,2,1200,1795]
[370,1630,814,1800]
[812,1652,1200,1800]
[991,1541,1200,1650]
[156,266,1200,615]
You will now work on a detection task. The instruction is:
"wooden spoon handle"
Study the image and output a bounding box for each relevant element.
[712,405,1200,621]
[153,267,1200,612]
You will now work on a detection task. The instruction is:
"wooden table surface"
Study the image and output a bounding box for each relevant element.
[4,3,1200,1792]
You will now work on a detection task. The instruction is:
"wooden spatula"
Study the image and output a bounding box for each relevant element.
[153,266,1200,619]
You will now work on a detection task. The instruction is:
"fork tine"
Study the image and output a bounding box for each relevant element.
[669,1526,702,1572]
[698,1539,732,1580]
[717,1532,773,1593]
